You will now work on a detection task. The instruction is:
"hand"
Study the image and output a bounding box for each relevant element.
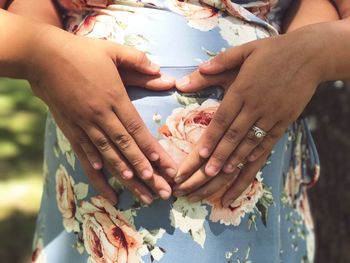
[174,26,327,204]
[27,26,178,204]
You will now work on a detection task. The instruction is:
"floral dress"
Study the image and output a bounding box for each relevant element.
[32,0,320,262]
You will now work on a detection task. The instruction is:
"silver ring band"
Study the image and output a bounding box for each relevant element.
[251,125,267,139]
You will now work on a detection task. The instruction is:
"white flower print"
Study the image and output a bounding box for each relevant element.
[170,197,208,247]
[139,228,166,261]
[56,127,76,168]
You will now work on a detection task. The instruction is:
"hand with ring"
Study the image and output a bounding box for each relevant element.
[173,25,328,207]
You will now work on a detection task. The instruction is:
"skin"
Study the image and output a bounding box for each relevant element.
[2,0,350,207]
[1,5,179,205]
[173,0,350,207]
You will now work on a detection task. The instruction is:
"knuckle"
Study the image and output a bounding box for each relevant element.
[86,101,105,117]
[95,136,111,151]
[78,135,91,145]
[211,151,228,163]
[125,118,144,135]
[114,133,133,150]
[109,158,123,170]
[212,112,229,128]
[129,157,145,169]
[223,127,240,143]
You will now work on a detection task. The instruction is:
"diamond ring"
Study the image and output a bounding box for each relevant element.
[251,125,267,139]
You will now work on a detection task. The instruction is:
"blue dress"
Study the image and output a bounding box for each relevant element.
[31,1,320,262]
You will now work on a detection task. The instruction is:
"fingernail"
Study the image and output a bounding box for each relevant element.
[176,76,190,88]
[205,164,219,176]
[140,194,153,204]
[199,147,210,158]
[174,176,183,184]
[161,74,175,84]
[223,164,234,173]
[122,170,133,179]
[142,169,153,179]
[173,190,185,197]
[223,199,233,208]
[149,152,159,161]
[150,62,160,72]
[166,168,177,177]
[92,162,102,170]
[200,60,211,67]
[248,154,256,162]
[159,190,171,199]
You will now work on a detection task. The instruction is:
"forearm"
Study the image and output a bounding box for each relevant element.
[283,0,339,32]
[7,0,63,28]
[0,9,39,78]
[317,17,350,81]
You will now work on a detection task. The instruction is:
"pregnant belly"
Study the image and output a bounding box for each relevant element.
[64,0,277,155]
[67,0,276,67]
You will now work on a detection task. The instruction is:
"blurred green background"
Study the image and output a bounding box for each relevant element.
[0,78,46,263]
[0,78,349,263]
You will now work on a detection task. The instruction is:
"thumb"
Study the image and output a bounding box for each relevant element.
[109,43,160,75]
[199,44,251,75]
[176,69,237,92]
[120,69,176,91]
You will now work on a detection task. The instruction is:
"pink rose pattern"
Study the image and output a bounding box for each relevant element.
[34,0,320,262]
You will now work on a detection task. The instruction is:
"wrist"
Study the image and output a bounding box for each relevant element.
[0,10,56,80]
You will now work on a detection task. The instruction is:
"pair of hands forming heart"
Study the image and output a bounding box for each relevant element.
[31,20,325,207]
[115,22,325,207]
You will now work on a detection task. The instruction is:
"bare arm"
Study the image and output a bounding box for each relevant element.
[283,0,339,32]
[7,0,63,27]
[333,0,350,18]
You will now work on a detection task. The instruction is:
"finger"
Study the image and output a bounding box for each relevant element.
[89,115,156,180]
[222,118,275,174]
[176,68,237,92]
[175,88,244,182]
[69,126,103,170]
[199,44,252,75]
[203,107,258,176]
[247,122,287,162]
[143,170,173,200]
[114,100,178,178]
[173,165,209,197]
[83,125,136,180]
[187,169,240,202]
[50,111,118,204]
[105,162,155,205]
[221,152,269,208]
[109,43,160,75]
[120,69,175,91]
[71,142,118,205]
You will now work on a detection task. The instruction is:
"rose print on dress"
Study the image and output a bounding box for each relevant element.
[159,99,273,227]
[241,0,278,20]
[204,172,264,226]
[80,196,143,263]
[166,0,219,31]
[55,165,80,233]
